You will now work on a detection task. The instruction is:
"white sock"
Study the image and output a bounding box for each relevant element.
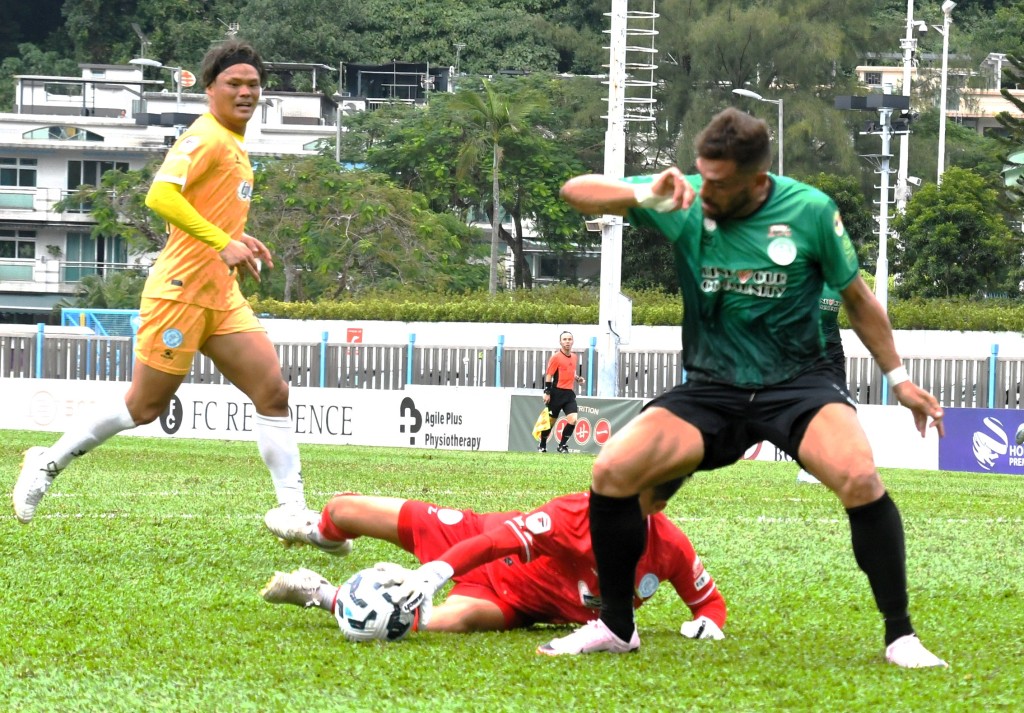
[49,400,137,470]
[255,413,306,509]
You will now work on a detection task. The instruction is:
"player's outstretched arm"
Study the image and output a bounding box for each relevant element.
[560,167,694,216]
[841,276,944,438]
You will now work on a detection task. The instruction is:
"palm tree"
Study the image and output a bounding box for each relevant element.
[449,79,540,295]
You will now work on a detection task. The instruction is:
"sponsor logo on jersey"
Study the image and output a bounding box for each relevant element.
[700,266,788,297]
[524,511,552,534]
[637,572,660,598]
[161,328,184,348]
[767,237,797,266]
[972,417,1010,471]
[833,211,845,236]
[694,570,711,590]
[768,224,792,238]
[237,180,253,201]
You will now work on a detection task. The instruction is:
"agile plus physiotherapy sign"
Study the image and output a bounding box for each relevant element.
[938,408,1024,476]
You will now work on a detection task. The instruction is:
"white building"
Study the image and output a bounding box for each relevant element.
[0,62,337,321]
[856,51,1024,136]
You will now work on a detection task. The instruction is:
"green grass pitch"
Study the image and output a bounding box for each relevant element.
[2,430,1022,711]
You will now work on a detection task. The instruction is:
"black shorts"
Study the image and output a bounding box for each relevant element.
[645,365,856,471]
[547,387,578,419]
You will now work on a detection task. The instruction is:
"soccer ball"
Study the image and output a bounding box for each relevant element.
[334,568,415,642]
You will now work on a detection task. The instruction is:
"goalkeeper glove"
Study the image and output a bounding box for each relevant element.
[373,560,454,616]
[680,615,725,640]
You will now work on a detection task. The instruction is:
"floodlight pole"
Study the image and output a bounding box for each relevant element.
[895,0,917,213]
[597,0,628,398]
[936,2,956,184]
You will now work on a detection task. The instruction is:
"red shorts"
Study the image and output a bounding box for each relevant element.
[397,500,525,629]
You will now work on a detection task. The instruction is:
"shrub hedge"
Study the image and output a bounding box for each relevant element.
[248,288,1024,332]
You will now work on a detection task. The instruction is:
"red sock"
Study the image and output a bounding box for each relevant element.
[319,506,356,542]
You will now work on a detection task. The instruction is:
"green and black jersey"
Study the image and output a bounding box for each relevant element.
[626,174,859,388]
[819,284,845,370]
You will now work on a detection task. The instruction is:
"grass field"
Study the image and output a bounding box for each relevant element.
[2,430,1022,712]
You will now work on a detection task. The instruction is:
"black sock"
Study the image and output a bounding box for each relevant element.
[846,491,914,645]
[539,429,551,447]
[589,489,645,641]
[560,423,576,446]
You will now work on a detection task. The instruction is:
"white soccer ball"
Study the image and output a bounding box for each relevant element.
[334,568,415,642]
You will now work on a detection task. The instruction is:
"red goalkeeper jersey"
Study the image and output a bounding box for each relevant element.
[473,493,723,626]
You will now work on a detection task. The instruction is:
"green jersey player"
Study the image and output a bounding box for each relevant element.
[540,108,947,669]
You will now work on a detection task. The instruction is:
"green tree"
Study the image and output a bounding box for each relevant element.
[449,78,542,294]
[247,156,485,300]
[801,173,877,267]
[65,271,147,309]
[57,162,168,255]
[994,52,1024,207]
[891,166,1023,298]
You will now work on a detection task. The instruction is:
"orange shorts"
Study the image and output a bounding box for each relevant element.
[134,296,264,376]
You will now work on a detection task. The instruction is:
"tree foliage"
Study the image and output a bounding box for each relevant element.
[247,156,486,300]
[891,167,1023,298]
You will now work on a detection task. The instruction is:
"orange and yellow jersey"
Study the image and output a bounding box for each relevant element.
[545,350,579,390]
[143,113,253,310]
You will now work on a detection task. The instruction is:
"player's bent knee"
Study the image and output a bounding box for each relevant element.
[832,467,884,506]
[592,452,644,496]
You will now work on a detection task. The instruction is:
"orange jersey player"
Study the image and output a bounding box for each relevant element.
[14,40,334,557]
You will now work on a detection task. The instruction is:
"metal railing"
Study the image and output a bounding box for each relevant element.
[1,332,1021,407]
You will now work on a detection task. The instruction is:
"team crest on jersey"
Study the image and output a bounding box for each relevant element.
[833,210,845,236]
[703,218,717,232]
[767,237,797,266]
[768,224,792,239]
[161,328,183,348]
[636,572,660,598]
[237,180,253,201]
[176,136,201,154]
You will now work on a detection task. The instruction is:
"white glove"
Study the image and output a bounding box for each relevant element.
[680,615,725,640]
[373,561,453,613]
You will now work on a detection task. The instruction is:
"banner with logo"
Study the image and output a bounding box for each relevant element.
[507,394,643,454]
[2,379,510,452]
[938,408,1024,476]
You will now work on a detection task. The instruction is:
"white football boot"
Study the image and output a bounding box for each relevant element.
[261,568,332,608]
[885,635,948,669]
[13,446,60,524]
[263,506,352,557]
[537,619,640,656]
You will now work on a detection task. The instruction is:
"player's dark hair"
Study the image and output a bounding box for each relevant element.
[652,476,688,502]
[201,39,267,88]
[695,107,772,173]
[560,331,573,339]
